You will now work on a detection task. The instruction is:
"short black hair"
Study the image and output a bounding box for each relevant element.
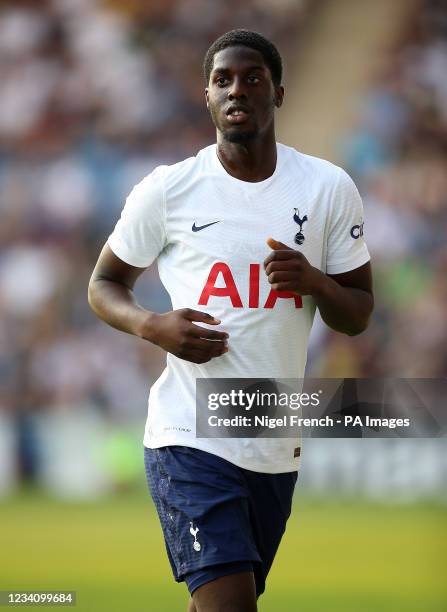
[203,29,283,87]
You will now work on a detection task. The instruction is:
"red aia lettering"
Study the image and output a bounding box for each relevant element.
[264,288,302,309]
[198,262,243,307]
[198,263,302,309]
[248,263,260,308]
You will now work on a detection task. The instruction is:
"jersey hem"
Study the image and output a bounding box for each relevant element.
[143,436,300,474]
[177,554,261,581]
[107,236,154,268]
[326,251,371,275]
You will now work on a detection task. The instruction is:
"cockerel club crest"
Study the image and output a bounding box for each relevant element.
[293,209,308,245]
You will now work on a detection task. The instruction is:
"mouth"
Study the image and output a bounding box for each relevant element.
[225,105,250,124]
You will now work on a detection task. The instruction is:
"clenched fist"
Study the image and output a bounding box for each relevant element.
[264,237,325,296]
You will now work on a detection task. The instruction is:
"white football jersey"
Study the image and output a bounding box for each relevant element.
[108,143,370,473]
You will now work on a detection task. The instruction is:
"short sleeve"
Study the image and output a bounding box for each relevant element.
[108,166,167,268]
[325,168,370,275]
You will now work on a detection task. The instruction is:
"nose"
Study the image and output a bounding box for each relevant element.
[228,77,247,100]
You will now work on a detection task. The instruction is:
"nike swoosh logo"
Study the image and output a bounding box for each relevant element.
[192,221,221,232]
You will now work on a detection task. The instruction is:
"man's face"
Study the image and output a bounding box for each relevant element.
[205,46,284,144]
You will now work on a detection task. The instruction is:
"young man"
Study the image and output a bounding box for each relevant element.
[88,29,373,612]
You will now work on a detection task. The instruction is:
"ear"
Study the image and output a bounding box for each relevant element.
[275,85,284,109]
[205,88,209,109]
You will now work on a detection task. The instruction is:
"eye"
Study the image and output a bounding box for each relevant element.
[216,77,228,87]
[248,75,260,84]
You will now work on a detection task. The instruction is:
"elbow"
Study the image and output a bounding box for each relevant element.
[347,294,374,336]
[324,314,371,337]
[346,324,367,337]
[87,276,99,315]
[345,310,373,336]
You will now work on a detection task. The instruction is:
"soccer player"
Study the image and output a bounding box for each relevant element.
[88,29,373,612]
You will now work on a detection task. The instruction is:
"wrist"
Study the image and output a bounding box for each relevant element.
[310,268,330,298]
[136,310,160,343]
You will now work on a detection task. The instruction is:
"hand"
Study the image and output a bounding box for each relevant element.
[140,308,229,364]
[264,237,325,296]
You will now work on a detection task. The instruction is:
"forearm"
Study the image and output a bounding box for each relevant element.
[313,274,373,336]
[88,278,156,340]
[88,275,228,364]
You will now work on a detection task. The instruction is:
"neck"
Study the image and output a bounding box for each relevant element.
[216,130,277,183]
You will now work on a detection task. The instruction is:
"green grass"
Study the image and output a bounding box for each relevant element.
[1,490,445,611]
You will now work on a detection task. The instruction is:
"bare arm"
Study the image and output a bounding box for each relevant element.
[316,263,373,336]
[88,243,229,363]
[88,243,151,337]
[264,238,373,336]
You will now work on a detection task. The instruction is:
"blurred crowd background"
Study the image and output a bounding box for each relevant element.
[0,0,446,498]
[314,0,447,379]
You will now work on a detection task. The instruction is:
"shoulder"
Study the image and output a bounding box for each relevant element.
[126,146,215,213]
[133,145,214,190]
[278,143,347,187]
[160,145,215,194]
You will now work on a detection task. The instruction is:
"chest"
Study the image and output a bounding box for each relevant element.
[165,178,329,271]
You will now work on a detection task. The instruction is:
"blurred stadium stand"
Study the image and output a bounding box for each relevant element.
[0,0,445,499]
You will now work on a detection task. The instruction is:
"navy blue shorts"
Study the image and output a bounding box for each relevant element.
[144,445,298,597]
